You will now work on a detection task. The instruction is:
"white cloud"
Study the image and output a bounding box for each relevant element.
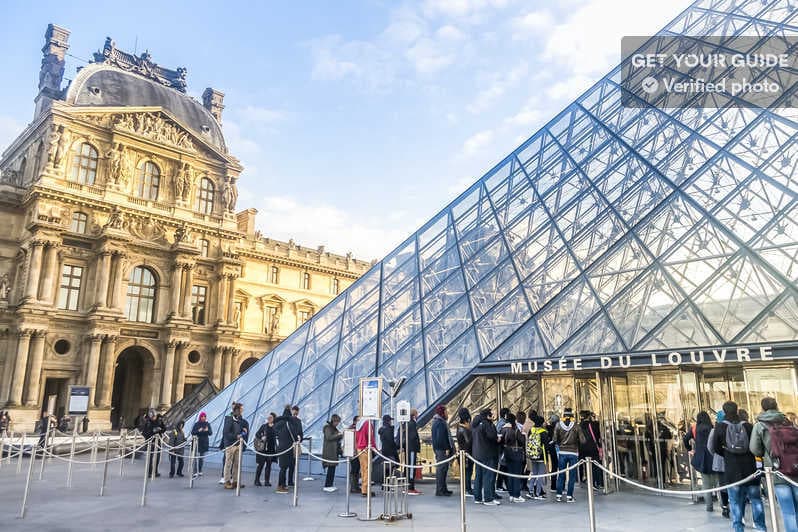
[406,37,455,74]
[223,120,261,157]
[253,195,408,260]
[544,74,594,101]
[436,24,466,41]
[0,115,23,156]
[467,61,528,114]
[510,10,555,39]
[422,0,513,21]
[462,129,494,155]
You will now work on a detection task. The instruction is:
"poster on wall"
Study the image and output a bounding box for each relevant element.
[359,377,382,419]
[68,386,90,415]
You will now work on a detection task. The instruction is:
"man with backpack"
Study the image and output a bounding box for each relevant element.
[710,401,766,532]
[750,397,798,532]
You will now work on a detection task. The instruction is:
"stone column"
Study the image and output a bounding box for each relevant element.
[211,346,223,389]
[97,335,117,408]
[222,348,232,387]
[160,341,176,408]
[24,241,45,300]
[38,242,60,303]
[8,330,32,406]
[94,251,112,308]
[173,343,187,403]
[216,274,229,325]
[0,334,15,404]
[225,275,237,324]
[169,262,182,317]
[109,252,128,310]
[181,264,194,318]
[24,330,47,406]
[85,334,103,407]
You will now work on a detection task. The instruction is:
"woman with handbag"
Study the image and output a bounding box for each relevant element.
[322,414,344,492]
[579,411,603,490]
[500,413,526,503]
[254,413,276,486]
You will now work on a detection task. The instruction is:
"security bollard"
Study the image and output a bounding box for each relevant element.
[338,458,357,518]
[91,432,98,470]
[119,431,126,479]
[17,433,26,474]
[236,438,243,497]
[140,442,151,507]
[292,441,300,507]
[66,428,77,487]
[100,439,110,496]
[586,458,597,532]
[38,422,50,480]
[764,467,781,532]
[19,443,37,518]
[303,437,314,481]
[459,450,467,532]
[188,436,196,488]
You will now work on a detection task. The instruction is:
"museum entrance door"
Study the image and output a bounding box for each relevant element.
[111,346,154,429]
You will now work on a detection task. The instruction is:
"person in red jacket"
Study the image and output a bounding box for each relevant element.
[355,417,375,497]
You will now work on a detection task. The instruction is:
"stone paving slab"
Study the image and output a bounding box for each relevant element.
[0,456,742,531]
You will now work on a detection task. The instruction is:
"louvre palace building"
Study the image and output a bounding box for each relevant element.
[0,25,370,431]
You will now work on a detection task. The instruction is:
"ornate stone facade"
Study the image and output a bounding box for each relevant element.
[0,25,371,431]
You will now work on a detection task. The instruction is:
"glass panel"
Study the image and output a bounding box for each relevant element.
[745,367,798,420]
[422,271,467,325]
[424,296,472,361]
[541,376,574,419]
[427,329,479,400]
[483,318,547,361]
[380,334,425,382]
[501,378,539,419]
[475,286,531,356]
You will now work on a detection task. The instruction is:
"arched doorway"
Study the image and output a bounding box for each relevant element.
[111,346,155,429]
[239,357,259,374]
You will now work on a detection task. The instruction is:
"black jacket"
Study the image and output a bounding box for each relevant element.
[190,421,213,453]
[255,423,276,464]
[379,424,399,460]
[431,415,453,453]
[456,423,473,454]
[399,419,421,453]
[222,414,250,448]
[472,415,500,463]
[579,420,601,459]
[274,415,302,451]
[683,423,714,475]
[142,417,165,440]
[710,420,757,486]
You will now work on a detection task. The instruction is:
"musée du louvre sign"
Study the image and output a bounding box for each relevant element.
[507,345,793,375]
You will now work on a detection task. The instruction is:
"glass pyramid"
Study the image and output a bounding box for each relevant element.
[187,0,798,444]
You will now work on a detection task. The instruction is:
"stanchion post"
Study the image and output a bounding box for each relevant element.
[66,427,77,487]
[38,422,50,480]
[119,430,126,479]
[140,441,151,507]
[292,441,300,507]
[366,444,373,519]
[100,439,110,496]
[150,438,159,480]
[764,467,780,532]
[235,438,243,497]
[17,433,26,474]
[0,430,4,471]
[338,457,357,518]
[188,436,196,489]
[304,437,314,481]
[19,442,37,518]
[459,450,467,532]
[91,431,98,470]
[586,458,597,532]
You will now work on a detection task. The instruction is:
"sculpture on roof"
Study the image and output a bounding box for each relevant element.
[93,37,188,93]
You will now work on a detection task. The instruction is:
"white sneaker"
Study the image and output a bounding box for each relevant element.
[566,495,575,503]
[556,494,562,502]
[218,477,225,484]
[483,500,501,506]
[465,492,474,498]
[192,473,199,479]
[511,496,526,503]
[323,486,336,492]
[198,472,203,477]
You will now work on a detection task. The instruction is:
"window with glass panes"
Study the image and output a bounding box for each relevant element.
[57,265,83,311]
[200,239,210,257]
[196,178,214,215]
[70,212,88,233]
[332,278,340,295]
[126,266,157,323]
[191,285,207,325]
[137,161,160,201]
[270,266,279,284]
[298,309,312,325]
[301,272,311,290]
[69,143,98,185]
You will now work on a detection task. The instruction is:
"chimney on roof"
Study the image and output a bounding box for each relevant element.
[202,88,225,123]
[34,23,70,119]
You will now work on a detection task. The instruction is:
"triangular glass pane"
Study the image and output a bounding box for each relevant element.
[395,370,428,414]
[298,378,333,428]
[427,329,480,399]
[512,224,565,280]
[476,286,531,355]
[661,219,737,296]
[380,334,425,382]
[484,318,547,362]
[556,313,624,356]
[714,175,794,243]
[422,270,466,324]
[640,304,722,350]
[634,194,704,258]
[424,296,472,361]
[463,236,508,288]
[522,249,579,311]
[296,346,337,400]
[469,259,519,319]
[693,255,788,341]
[740,293,798,343]
[537,278,602,351]
[332,342,376,404]
[381,304,422,360]
[588,236,652,304]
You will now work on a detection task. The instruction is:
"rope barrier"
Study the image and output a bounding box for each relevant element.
[593,461,763,496]
[42,440,150,465]
[775,471,798,488]
[466,453,585,479]
[371,448,457,469]
[246,445,295,459]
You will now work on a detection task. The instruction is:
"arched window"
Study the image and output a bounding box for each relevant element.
[69,142,98,185]
[70,212,88,233]
[195,177,214,215]
[199,239,210,257]
[137,161,160,201]
[126,266,157,323]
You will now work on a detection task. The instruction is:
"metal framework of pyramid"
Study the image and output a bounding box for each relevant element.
[188,0,798,444]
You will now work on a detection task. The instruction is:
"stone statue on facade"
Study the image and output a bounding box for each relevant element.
[47,125,62,166]
[173,222,189,244]
[106,143,124,185]
[104,206,125,230]
[222,179,238,212]
[270,311,280,335]
[233,305,241,327]
[174,162,191,202]
[0,273,10,301]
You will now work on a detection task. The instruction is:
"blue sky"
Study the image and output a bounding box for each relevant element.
[0,0,689,260]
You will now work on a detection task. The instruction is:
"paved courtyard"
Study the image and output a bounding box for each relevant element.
[0,452,751,532]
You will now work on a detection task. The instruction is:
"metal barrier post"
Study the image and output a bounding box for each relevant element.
[236,439,243,497]
[764,467,781,532]
[150,438,159,480]
[99,439,110,496]
[119,431,126,479]
[38,423,50,480]
[66,428,77,487]
[140,442,151,507]
[303,437,314,481]
[586,458,597,532]
[19,443,37,518]
[366,445,372,519]
[91,432,98,470]
[188,436,196,488]
[338,458,357,518]
[17,433,26,474]
[292,441,300,507]
[459,450,467,532]
[0,430,4,470]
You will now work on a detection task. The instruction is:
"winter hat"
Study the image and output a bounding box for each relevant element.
[563,407,574,418]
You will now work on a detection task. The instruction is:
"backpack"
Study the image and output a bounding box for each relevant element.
[724,421,749,455]
[527,428,544,461]
[767,421,798,478]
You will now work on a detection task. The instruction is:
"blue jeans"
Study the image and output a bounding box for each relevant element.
[728,484,766,532]
[506,458,523,498]
[474,457,497,502]
[775,483,798,532]
[556,453,578,497]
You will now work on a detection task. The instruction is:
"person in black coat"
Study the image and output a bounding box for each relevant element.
[579,411,603,489]
[273,406,301,492]
[221,403,249,488]
[683,411,716,511]
[472,409,501,505]
[254,413,277,486]
[190,411,212,477]
[710,401,765,531]
[379,414,399,477]
[456,408,473,496]
[141,410,166,477]
[398,409,422,494]
[545,414,559,491]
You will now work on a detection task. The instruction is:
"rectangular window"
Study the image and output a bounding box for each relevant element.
[301,272,311,290]
[270,266,279,284]
[191,285,207,325]
[298,310,311,325]
[57,264,83,311]
[332,278,340,295]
